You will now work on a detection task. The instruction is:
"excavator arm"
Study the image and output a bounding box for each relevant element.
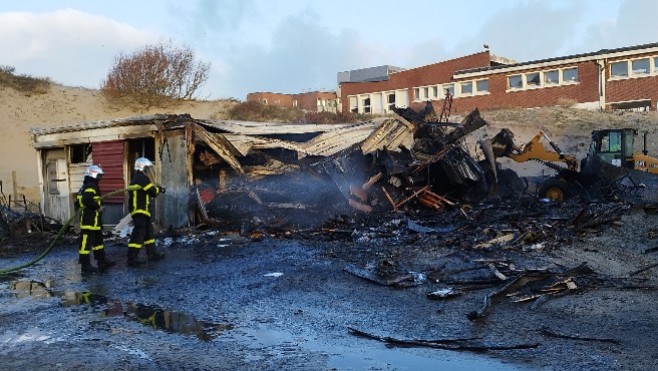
[489,128,578,171]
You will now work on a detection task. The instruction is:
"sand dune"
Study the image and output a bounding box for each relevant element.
[0,84,229,202]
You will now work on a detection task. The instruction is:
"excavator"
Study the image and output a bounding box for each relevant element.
[485,127,658,202]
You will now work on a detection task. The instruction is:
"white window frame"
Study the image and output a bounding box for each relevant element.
[506,66,578,92]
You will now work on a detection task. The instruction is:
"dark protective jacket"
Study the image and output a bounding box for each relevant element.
[77,176,102,230]
[129,171,162,217]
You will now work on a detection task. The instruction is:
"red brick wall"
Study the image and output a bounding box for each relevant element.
[345,56,605,115]
[246,92,294,107]
[341,51,492,111]
[292,92,338,111]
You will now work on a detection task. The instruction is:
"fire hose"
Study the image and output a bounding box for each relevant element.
[0,185,140,275]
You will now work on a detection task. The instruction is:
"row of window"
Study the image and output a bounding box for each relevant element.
[507,67,578,90]
[414,79,489,101]
[610,57,658,78]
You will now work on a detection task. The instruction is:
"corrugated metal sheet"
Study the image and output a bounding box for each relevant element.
[30,114,165,136]
[200,119,354,135]
[360,118,415,154]
[69,164,89,194]
[92,140,125,204]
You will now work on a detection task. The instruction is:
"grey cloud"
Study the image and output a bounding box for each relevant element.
[218,13,373,98]
[451,1,585,62]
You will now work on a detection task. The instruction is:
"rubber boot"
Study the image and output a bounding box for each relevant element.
[127,247,145,267]
[95,249,116,272]
[146,244,165,262]
[80,254,98,275]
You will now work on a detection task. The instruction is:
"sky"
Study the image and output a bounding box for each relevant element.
[0,0,655,100]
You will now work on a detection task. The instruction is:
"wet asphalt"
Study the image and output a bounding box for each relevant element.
[0,231,528,371]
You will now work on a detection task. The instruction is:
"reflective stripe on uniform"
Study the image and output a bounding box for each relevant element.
[79,234,91,254]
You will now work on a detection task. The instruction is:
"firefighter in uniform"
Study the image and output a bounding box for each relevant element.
[77,164,115,274]
[127,157,166,266]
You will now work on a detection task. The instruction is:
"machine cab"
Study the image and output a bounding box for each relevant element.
[589,128,636,169]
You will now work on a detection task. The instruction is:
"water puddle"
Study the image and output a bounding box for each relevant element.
[8,279,232,341]
[230,327,531,370]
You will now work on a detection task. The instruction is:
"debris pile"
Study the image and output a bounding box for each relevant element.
[0,180,61,242]
[192,106,510,231]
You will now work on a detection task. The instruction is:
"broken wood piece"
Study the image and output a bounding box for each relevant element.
[343,264,416,287]
[467,271,551,321]
[348,199,373,213]
[630,261,658,276]
[381,186,398,210]
[488,263,508,280]
[474,233,516,249]
[539,326,621,344]
[362,172,382,191]
[348,327,540,352]
[426,288,462,300]
[349,184,368,202]
[394,185,430,209]
[529,295,550,310]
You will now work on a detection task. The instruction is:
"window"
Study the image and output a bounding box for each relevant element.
[562,67,578,82]
[654,58,658,73]
[387,93,395,111]
[260,98,268,105]
[508,75,523,89]
[544,70,559,85]
[70,144,91,164]
[526,72,540,86]
[600,132,622,153]
[432,86,439,98]
[414,88,420,100]
[349,96,357,113]
[610,61,628,77]
[476,79,489,92]
[632,58,650,75]
[293,100,298,107]
[423,87,429,99]
[273,99,280,104]
[460,82,473,95]
[443,84,455,96]
[362,97,371,113]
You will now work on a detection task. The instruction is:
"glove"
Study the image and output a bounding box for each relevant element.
[160,186,167,194]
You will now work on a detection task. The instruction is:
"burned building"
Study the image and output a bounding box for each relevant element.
[30,109,497,232]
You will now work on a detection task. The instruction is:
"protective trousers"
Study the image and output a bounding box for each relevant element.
[128,214,161,264]
[79,230,105,273]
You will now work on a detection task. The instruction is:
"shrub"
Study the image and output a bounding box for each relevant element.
[101,42,210,107]
[0,66,51,95]
[227,101,367,124]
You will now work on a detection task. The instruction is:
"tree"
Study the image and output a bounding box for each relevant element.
[101,42,210,106]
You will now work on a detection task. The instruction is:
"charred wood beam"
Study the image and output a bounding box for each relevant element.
[630,261,658,276]
[467,272,552,321]
[191,123,244,174]
[348,327,540,352]
[539,326,621,344]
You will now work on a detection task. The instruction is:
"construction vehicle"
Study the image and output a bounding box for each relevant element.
[487,127,658,202]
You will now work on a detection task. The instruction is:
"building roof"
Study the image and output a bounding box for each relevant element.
[457,42,658,76]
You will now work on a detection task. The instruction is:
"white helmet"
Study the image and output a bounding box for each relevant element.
[134,157,153,172]
[85,164,104,179]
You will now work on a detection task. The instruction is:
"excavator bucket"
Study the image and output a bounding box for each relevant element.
[489,128,517,158]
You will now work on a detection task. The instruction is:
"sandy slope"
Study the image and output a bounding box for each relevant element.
[0,84,230,202]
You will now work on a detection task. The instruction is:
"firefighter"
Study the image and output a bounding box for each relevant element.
[77,164,115,274]
[127,157,166,266]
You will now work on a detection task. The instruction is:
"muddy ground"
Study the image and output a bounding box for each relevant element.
[2,193,658,370]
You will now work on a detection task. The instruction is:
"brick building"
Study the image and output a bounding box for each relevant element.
[246,91,339,113]
[340,42,658,115]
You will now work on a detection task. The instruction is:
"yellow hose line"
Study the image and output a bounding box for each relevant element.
[0,186,140,275]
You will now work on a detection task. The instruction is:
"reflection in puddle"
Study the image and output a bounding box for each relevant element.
[9,279,53,299]
[9,279,232,341]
